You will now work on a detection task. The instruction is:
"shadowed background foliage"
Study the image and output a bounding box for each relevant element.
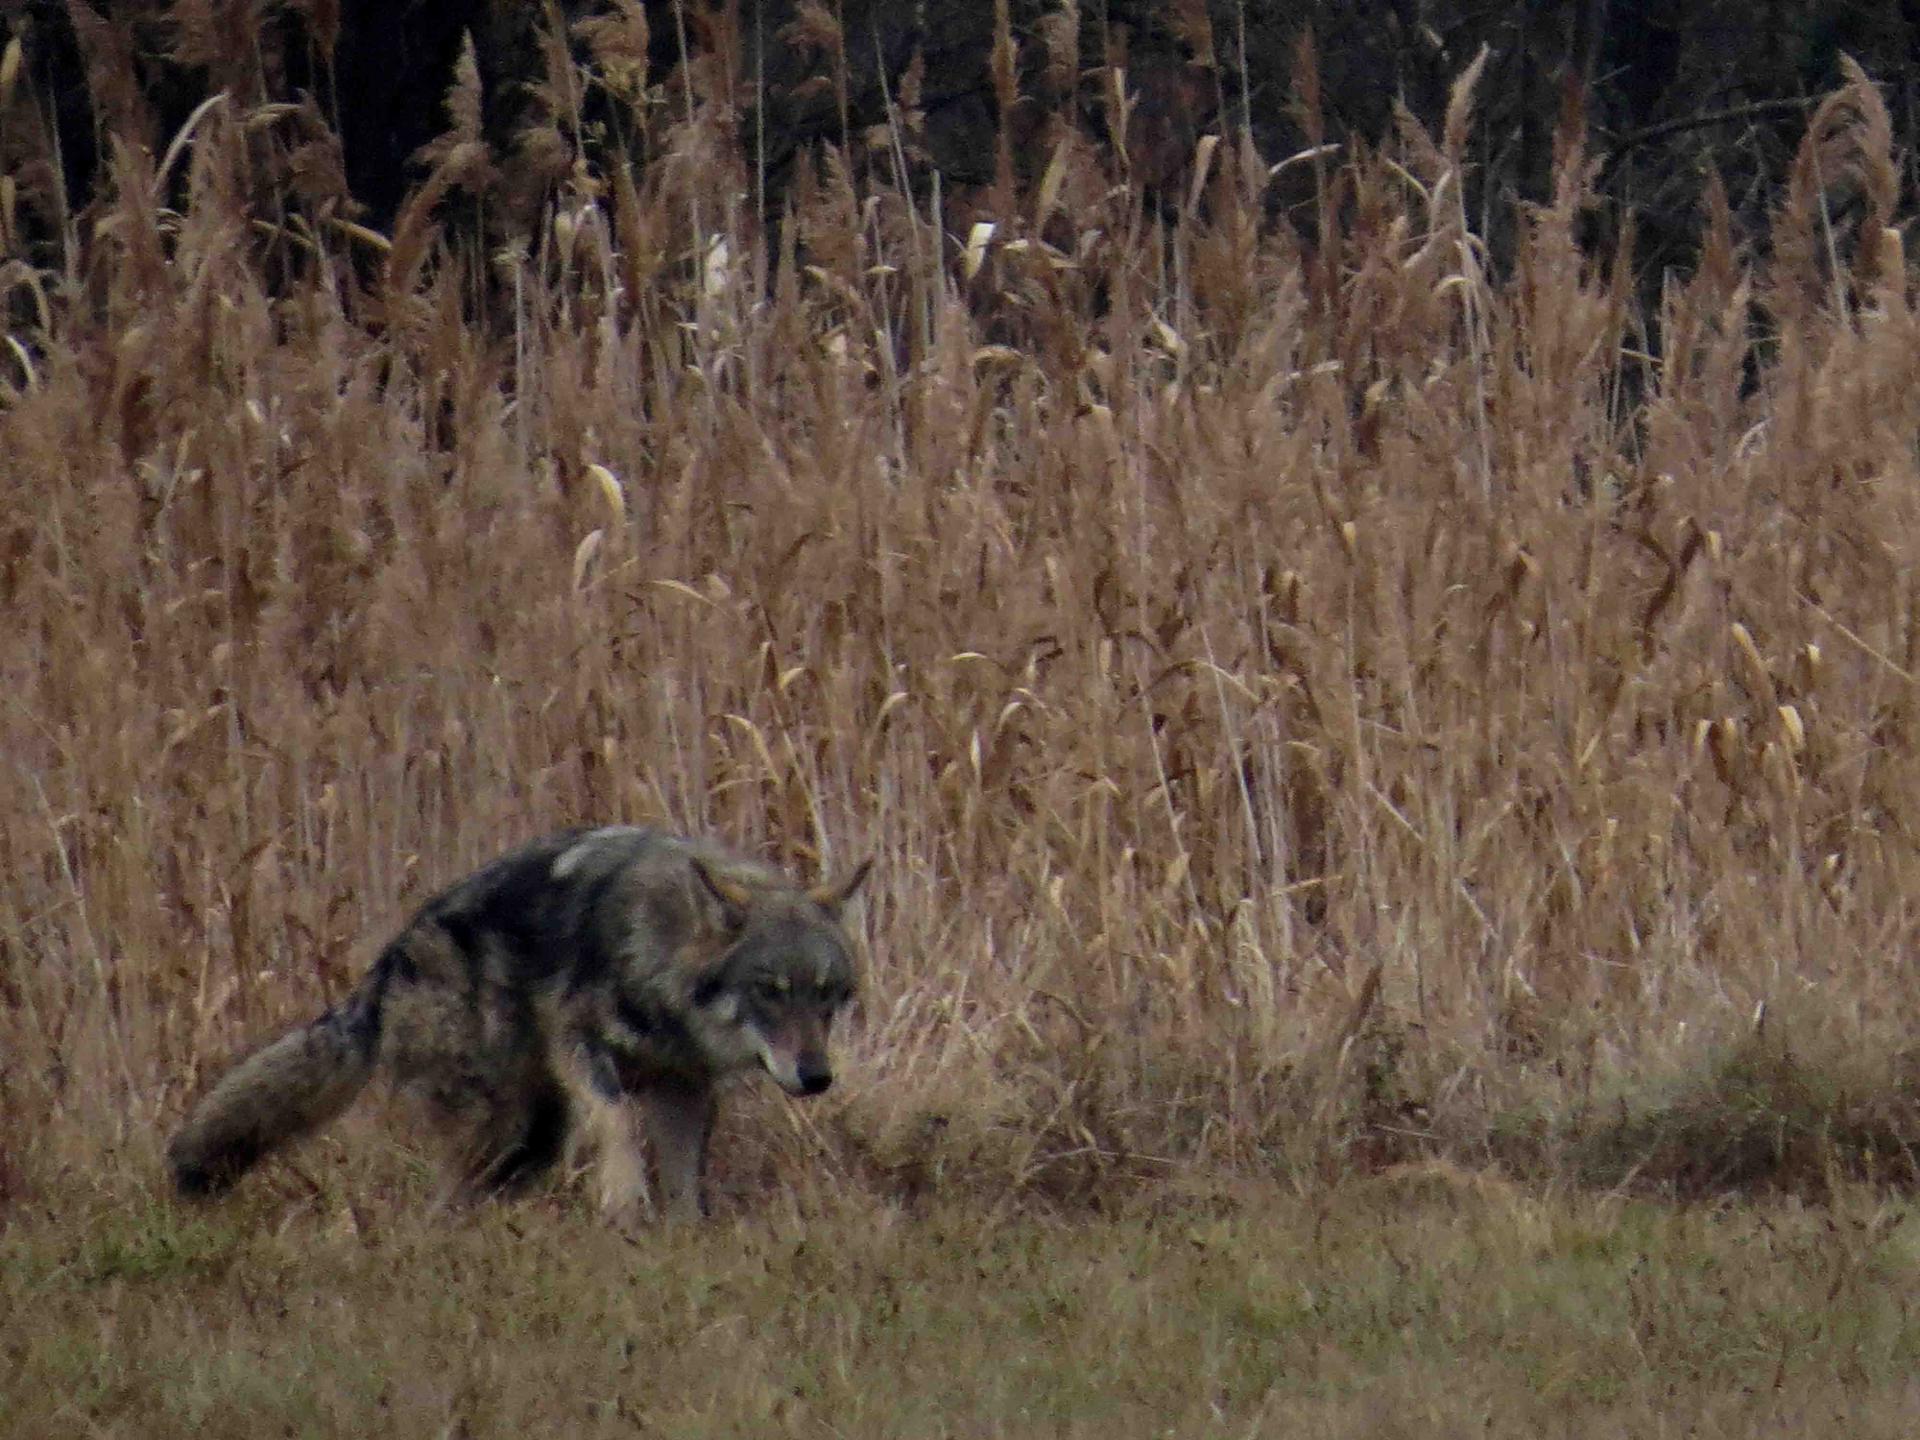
[13,2,1920,278]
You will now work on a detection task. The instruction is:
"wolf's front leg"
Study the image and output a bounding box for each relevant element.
[555,1045,648,1219]
[641,1083,716,1221]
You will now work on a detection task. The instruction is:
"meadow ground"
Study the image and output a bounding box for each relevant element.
[6,30,1920,1436]
[5,1156,1918,1438]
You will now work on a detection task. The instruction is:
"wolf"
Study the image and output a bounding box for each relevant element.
[167,826,872,1222]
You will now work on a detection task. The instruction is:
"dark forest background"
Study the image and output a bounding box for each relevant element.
[6,1,1920,296]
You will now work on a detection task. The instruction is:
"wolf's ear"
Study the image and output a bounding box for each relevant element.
[808,856,874,916]
[690,856,754,932]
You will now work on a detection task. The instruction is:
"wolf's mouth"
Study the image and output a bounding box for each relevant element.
[755,1038,834,1096]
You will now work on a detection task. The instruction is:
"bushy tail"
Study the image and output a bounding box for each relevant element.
[168,986,383,1197]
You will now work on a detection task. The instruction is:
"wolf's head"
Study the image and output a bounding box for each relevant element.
[688,855,873,1095]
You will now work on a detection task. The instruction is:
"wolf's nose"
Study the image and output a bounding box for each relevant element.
[797,1065,834,1096]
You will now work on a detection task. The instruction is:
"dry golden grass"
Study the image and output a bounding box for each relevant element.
[3,28,1919,1236]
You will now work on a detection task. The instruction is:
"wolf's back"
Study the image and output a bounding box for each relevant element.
[168,971,387,1196]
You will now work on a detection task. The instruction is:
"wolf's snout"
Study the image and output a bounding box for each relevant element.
[796,1060,834,1096]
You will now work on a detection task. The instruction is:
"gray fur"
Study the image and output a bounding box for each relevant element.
[167,826,872,1220]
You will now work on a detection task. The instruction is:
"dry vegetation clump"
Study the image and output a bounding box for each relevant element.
[3,19,1920,1221]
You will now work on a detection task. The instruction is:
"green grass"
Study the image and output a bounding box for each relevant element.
[5,1171,1916,1437]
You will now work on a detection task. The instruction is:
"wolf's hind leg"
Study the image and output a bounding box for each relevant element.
[472,1082,571,1197]
[386,1083,499,1211]
[396,1073,568,1207]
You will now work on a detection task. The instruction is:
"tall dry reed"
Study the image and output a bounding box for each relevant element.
[3,28,1918,1211]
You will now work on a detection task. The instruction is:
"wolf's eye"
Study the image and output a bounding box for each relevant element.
[757,976,790,1000]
